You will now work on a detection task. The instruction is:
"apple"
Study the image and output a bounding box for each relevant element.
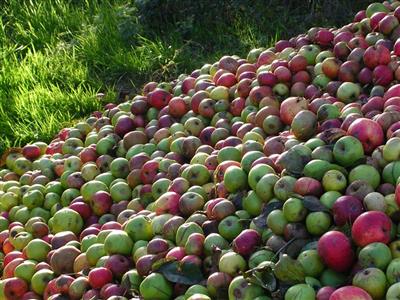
[297,249,324,277]
[223,166,247,193]
[218,252,247,276]
[104,230,133,256]
[336,82,361,104]
[318,231,354,272]
[228,276,264,300]
[316,286,335,300]
[352,267,386,299]
[329,286,372,300]
[0,277,29,299]
[88,267,113,289]
[351,211,391,247]
[280,97,309,125]
[347,118,384,154]
[333,136,364,167]
[31,269,55,295]
[51,208,83,235]
[139,273,173,300]
[285,284,316,300]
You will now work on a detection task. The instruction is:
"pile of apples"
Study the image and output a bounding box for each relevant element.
[6,1,400,299]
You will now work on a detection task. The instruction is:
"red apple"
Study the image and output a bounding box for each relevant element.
[351,211,392,247]
[318,231,354,272]
[347,118,384,154]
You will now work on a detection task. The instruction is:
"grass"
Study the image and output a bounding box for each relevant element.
[0,0,374,155]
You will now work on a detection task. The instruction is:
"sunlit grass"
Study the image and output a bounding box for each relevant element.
[0,0,374,155]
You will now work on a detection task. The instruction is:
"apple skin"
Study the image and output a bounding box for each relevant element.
[232,229,261,256]
[332,195,364,226]
[329,286,372,300]
[318,230,354,273]
[351,211,392,247]
[0,277,29,300]
[352,267,387,299]
[88,267,113,289]
[284,284,316,299]
[333,136,364,167]
[363,44,391,69]
[316,286,336,300]
[336,82,361,104]
[280,97,309,125]
[22,144,41,160]
[347,118,384,154]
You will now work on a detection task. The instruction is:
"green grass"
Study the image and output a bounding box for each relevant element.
[0,0,374,155]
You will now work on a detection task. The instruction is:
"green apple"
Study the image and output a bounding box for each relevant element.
[11,232,33,250]
[81,234,98,252]
[0,192,19,211]
[31,269,55,295]
[248,249,275,269]
[104,230,133,256]
[240,151,264,173]
[352,267,387,299]
[391,240,400,259]
[383,161,400,185]
[336,82,361,104]
[14,206,30,224]
[284,283,315,300]
[366,2,389,17]
[386,258,400,285]
[110,157,130,178]
[140,273,173,300]
[210,86,229,101]
[283,197,307,222]
[60,188,80,207]
[248,164,275,190]
[51,208,83,235]
[256,173,279,202]
[204,233,229,256]
[121,269,143,293]
[219,252,247,276]
[81,178,108,201]
[218,216,244,241]
[110,181,132,202]
[333,136,364,167]
[274,176,297,201]
[383,137,400,162]
[311,146,333,162]
[305,212,331,236]
[14,260,36,283]
[387,282,400,299]
[218,146,242,163]
[320,268,347,287]
[228,275,264,300]
[322,170,347,192]
[86,243,106,266]
[242,191,263,216]
[181,164,210,186]
[151,178,171,200]
[267,210,288,235]
[298,44,321,65]
[25,238,52,262]
[124,215,154,242]
[69,276,90,299]
[320,191,341,209]
[81,162,100,181]
[224,166,247,193]
[348,164,380,189]
[297,249,324,277]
